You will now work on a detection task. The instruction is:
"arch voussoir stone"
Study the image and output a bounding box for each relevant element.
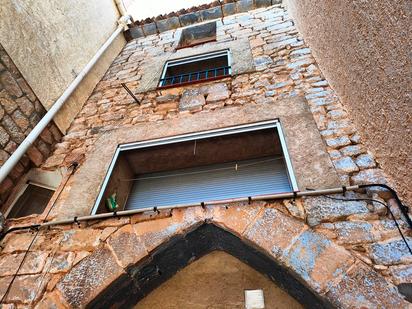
[51,205,408,309]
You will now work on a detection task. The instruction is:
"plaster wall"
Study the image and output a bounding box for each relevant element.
[0,0,126,133]
[286,0,412,205]
[135,250,302,308]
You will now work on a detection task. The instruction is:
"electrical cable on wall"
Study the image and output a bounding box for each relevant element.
[0,163,79,304]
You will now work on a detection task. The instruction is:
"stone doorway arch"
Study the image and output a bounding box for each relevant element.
[88,223,331,308]
[51,204,407,308]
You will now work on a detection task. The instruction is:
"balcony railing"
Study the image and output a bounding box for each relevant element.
[159,66,231,88]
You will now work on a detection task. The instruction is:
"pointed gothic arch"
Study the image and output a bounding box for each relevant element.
[88,223,332,308]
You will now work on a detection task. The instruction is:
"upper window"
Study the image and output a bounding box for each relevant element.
[92,120,298,214]
[177,22,217,49]
[158,50,231,89]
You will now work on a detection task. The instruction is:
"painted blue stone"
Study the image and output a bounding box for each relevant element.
[371,238,412,265]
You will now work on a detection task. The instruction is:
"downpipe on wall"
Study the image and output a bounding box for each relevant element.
[0,15,132,185]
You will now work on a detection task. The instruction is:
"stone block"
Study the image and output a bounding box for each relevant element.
[16,96,34,116]
[35,290,69,309]
[333,156,359,173]
[142,23,157,36]
[2,115,25,144]
[255,0,272,8]
[351,168,387,185]
[208,201,264,235]
[304,195,369,226]
[6,274,46,304]
[59,229,101,251]
[134,207,204,252]
[200,7,222,21]
[0,71,22,98]
[237,0,254,13]
[205,83,230,103]
[179,89,206,111]
[57,246,125,307]
[340,145,363,156]
[355,153,376,169]
[19,251,49,275]
[12,109,30,131]
[330,221,375,245]
[1,232,35,253]
[390,264,412,284]
[370,238,412,265]
[243,207,306,257]
[179,12,202,27]
[0,127,9,147]
[0,92,16,113]
[107,225,147,268]
[127,26,144,39]
[156,17,180,33]
[326,262,408,308]
[325,136,351,148]
[282,230,354,292]
[254,55,273,70]
[49,252,75,274]
[222,3,236,16]
[27,145,44,166]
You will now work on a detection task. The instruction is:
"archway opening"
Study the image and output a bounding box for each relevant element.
[89,223,332,308]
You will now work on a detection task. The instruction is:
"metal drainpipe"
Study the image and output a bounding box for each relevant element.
[0,15,131,184]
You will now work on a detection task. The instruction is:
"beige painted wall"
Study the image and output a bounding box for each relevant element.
[286,0,412,205]
[0,0,126,133]
[135,250,302,308]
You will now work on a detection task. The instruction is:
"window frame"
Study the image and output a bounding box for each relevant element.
[4,169,61,218]
[91,120,299,215]
[158,49,232,88]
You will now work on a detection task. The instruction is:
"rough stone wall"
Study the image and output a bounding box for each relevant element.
[0,44,62,206]
[0,5,411,307]
[285,0,412,206]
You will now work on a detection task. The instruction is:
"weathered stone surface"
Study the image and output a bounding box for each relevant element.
[340,144,364,156]
[326,262,408,308]
[59,229,101,251]
[0,71,22,97]
[27,145,44,166]
[34,290,69,309]
[205,83,230,103]
[49,252,75,274]
[6,274,46,304]
[19,251,49,275]
[179,89,206,111]
[208,202,264,235]
[370,238,412,265]
[134,207,204,252]
[304,195,369,226]
[244,207,306,257]
[355,153,376,169]
[1,233,35,253]
[325,136,351,148]
[390,264,412,285]
[333,156,359,173]
[282,230,354,292]
[351,168,387,185]
[57,247,124,307]
[321,221,376,245]
[107,225,147,268]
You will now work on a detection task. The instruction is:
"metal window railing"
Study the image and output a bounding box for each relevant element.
[159,65,231,88]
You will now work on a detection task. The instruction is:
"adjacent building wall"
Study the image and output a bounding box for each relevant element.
[0,0,126,133]
[286,0,412,205]
[0,44,62,206]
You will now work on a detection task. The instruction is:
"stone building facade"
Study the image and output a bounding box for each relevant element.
[0,2,410,308]
[0,44,62,206]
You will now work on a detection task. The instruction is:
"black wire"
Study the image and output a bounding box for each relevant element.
[323,195,412,256]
